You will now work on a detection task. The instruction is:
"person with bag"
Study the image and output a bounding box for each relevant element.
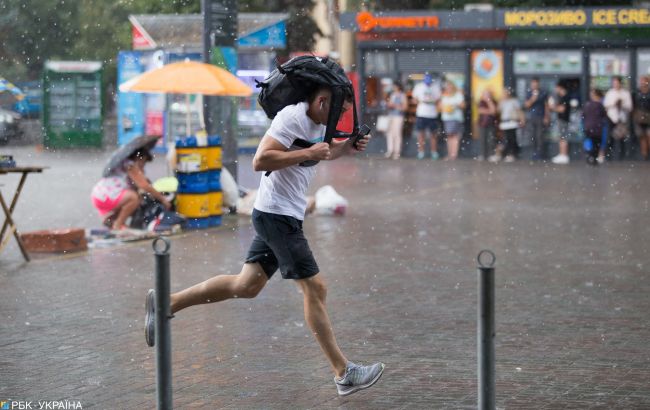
[495,87,525,163]
[144,71,385,396]
[633,76,650,160]
[91,148,171,230]
[602,76,632,162]
[583,89,608,166]
[384,81,408,159]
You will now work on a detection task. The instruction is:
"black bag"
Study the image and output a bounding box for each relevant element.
[129,194,166,230]
[256,55,359,145]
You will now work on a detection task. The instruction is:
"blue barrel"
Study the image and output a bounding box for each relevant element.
[208,215,222,227]
[207,169,221,191]
[177,172,209,194]
[185,217,212,230]
[208,135,222,146]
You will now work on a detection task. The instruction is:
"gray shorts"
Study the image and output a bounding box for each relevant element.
[245,209,319,280]
[558,120,570,141]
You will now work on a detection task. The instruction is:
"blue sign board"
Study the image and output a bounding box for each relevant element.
[238,21,286,49]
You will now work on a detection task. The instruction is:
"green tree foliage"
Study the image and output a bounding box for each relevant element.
[0,0,79,79]
[1,0,320,84]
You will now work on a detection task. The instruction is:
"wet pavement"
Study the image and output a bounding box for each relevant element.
[1,145,650,409]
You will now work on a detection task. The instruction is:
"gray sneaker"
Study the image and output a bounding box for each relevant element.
[144,289,155,347]
[334,361,385,396]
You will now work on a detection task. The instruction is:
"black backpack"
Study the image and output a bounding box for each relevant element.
[256,55,360,145]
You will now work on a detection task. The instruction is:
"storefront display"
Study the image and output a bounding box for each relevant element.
[636,49,650,83]
[590,50,631,90]
[43,61,103,149]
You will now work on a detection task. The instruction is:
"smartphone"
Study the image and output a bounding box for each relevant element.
[353,124,371,148]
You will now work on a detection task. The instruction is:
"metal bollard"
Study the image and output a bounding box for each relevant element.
[477,250,496,410]
[153,237,173,410]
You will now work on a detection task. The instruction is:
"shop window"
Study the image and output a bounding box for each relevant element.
[514,50,582,76]
[590,50,631,90]
[363,51,395,76]
[637,49,650,86]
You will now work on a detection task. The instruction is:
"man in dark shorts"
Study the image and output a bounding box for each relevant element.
[144,87,384,396]
[412,73,442,160]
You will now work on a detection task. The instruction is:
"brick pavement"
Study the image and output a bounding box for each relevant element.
[1,155,650,409]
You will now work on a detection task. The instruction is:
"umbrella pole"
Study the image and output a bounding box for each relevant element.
[186,94,191,137]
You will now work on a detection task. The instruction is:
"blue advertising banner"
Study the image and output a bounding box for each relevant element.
[238,21,286,49]
[117,51,145,146]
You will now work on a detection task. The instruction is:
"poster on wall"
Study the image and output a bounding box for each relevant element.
[471,50,504,140]
[117,51,145,146]
[590,51,630,90]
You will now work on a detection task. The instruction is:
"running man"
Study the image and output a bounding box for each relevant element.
[145,86,385,396]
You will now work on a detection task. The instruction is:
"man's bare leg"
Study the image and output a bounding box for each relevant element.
[170,262,268,314]
[296,274,348,378]
[430,131,439,157]
[417,129,426,158]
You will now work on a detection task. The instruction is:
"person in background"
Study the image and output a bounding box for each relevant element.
[583,89,608,166]
[385,81,408,160]
[633,76,650,160]
[440,81,466,160]
[477,88,498,161]
[602,76,632,162]
[495,87,525,163]
[412,72,442,160]
[524,77,550,160]
[550,82,572,164]
[91,148,171,230]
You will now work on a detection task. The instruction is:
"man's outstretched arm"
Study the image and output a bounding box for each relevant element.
[328,134,371,160]
[253,134,331,172]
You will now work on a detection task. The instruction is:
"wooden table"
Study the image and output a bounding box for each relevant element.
[0,166,47,261]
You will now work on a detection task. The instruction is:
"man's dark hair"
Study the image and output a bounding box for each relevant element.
[531,77,540,83]
[592,89,604,99]
[307,86,353,104]
[613,76,623,84]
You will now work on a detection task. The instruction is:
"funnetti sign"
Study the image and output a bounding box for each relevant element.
[497,7,650,29]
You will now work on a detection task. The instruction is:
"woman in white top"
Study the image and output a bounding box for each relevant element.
[497,87,525,162]
[385,82,408,160]
[440,81,466,160]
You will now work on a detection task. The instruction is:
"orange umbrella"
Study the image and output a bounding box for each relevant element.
[119,60,253,136]
[119,60,252,96]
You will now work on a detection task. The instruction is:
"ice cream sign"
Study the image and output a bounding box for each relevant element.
[501,7,650,28]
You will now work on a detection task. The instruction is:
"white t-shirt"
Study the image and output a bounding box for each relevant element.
[603,88,632,124]
[412,82,441,118]
[498,98,522,130]
[440,92,464,122]
[254,102,326,220]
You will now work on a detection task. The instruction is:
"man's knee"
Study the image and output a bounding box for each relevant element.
[233,272,266,299]
[301,276,327,302]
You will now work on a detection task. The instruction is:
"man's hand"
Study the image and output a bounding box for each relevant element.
[308,142,331,161]
[354,133,371,152]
